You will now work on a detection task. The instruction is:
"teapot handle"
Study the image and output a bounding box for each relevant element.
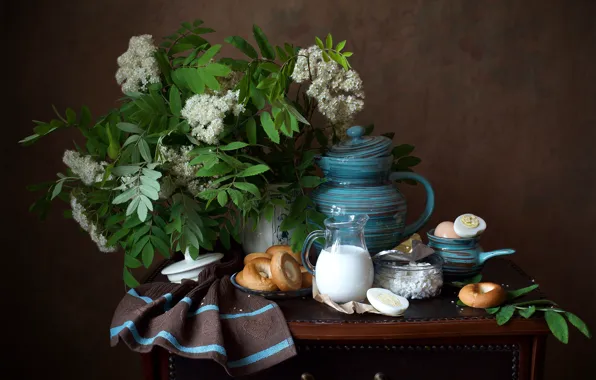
[389,172,435,236]
[301,230,325,275]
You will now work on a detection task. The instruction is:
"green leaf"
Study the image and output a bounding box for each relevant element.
[518,306,536,319]
[141,242,154,268]
[252,24,275,59]
[195,162,232,177]
[507,284,539,300]
[246,118,257,145]
[196,44,222,66]
[151,236,170,258]
[198,69,220,91]
[392,144,415,158]
[336,40,346,51]
[140,185,159,201]
[140,176,160,192]
[204,63,232,77]
[123,134,140,147]
[124,255,143,269]
[189,154,216,166]
[192,19,204,27]
[321,51,330,62]
[123,269,140,288]
[456,299,467,307]
[126,197,141,216]
[106,214,126,228]
[112,165,141,176]
[496,305,516,326]
[138,139,152,162]
[142,168,162,180]
[224,36,258,59]
[116,122,143,134]
[256,77,277,89]
[113,188,137,205]
[233,182,261,197]
[275,46,288,61]
[51,181,64,200]
[250,83,266,109]
[398,156,422,167]
[226,188,243,207]
[169,86,181,117]
[237,164,270,177]
[260,112,279,143]
[485,306,501,315]
[193,27,215,34]
[217,191,229,207]
[259,62,279,73]
[343,51,353,57]
[325,33,333,49]
[565,312,592,338]
[132,224,151,243]
[464,274,483,284]
[220,141,249,151]
[545,310,569,344]
[300,176,324,188]
[263,203,274,222]
[79,106,92,128]
[107,228,130,247]
[136,200,148,222]
[315,36,324,49]
[65,108,76,124]
[284,101,310,125]
[220,227,231,250]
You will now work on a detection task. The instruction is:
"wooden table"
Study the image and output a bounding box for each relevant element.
[141,258,548,380]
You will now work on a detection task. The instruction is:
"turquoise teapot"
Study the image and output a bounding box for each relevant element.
[312,126,435,253]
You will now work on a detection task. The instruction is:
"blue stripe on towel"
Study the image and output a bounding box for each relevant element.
[228,338,294,368]
[110,320,227,356]
[187,304,220,316]
[180,297,193,305]
[163,293,173,311]
[127,289,153,304]
[220,304,276,319]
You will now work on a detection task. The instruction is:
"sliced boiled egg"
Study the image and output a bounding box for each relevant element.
[453,213,487,238]
[366,288,409,317]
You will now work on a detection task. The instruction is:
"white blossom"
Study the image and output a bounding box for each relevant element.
[180,90,244,145]
[115,34,160,94]
[63,150,112,186]
[70,195,117,253]
[291,45,365,135]
[157,145,219,196]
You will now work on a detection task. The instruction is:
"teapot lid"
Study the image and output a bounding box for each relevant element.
[326,126,392,158]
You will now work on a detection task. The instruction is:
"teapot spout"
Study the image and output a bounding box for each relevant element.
[479,249,515,264]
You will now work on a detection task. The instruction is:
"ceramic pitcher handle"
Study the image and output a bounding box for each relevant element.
[389,172,435,236]
[301,230,325,275]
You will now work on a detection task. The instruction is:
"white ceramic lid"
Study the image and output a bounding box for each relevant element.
[161,253,224,275]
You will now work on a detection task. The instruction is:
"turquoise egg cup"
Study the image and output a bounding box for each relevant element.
[426,229,515,279]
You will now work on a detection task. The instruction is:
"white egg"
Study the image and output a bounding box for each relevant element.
[366,288,409,317]
[453,213,487,238]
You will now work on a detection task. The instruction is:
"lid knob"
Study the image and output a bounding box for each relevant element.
[347,126,365,141]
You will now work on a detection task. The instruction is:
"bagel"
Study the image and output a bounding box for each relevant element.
[270,250,302,291]
[301,272,313,288]
[243,252,272,265]
[458,282,507,308]
[241,258,278,291]
[266,245,302,265]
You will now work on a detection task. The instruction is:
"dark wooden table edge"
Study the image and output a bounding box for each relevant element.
[288,318,549,340]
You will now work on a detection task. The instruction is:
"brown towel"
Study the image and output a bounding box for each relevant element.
[110,254,297,377]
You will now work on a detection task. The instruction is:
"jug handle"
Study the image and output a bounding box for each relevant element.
[301,230,325,275]
[389,172,435,236]
[479,249,515,264]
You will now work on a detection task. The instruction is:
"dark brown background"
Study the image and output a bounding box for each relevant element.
[4,0,595,379]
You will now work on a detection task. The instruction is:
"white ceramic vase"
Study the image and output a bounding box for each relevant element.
[241,185,294,254]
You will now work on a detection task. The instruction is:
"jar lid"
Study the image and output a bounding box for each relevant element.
[326,126,393,158]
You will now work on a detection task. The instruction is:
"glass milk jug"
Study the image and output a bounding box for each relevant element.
[301,215,374,303]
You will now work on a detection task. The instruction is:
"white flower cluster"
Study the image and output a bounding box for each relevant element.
[63,150,112,186]
[115,34,160,94]
[181,90,245,145]
[291,45,365,135]
[70,195,117,253]
[158,145,219,197]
